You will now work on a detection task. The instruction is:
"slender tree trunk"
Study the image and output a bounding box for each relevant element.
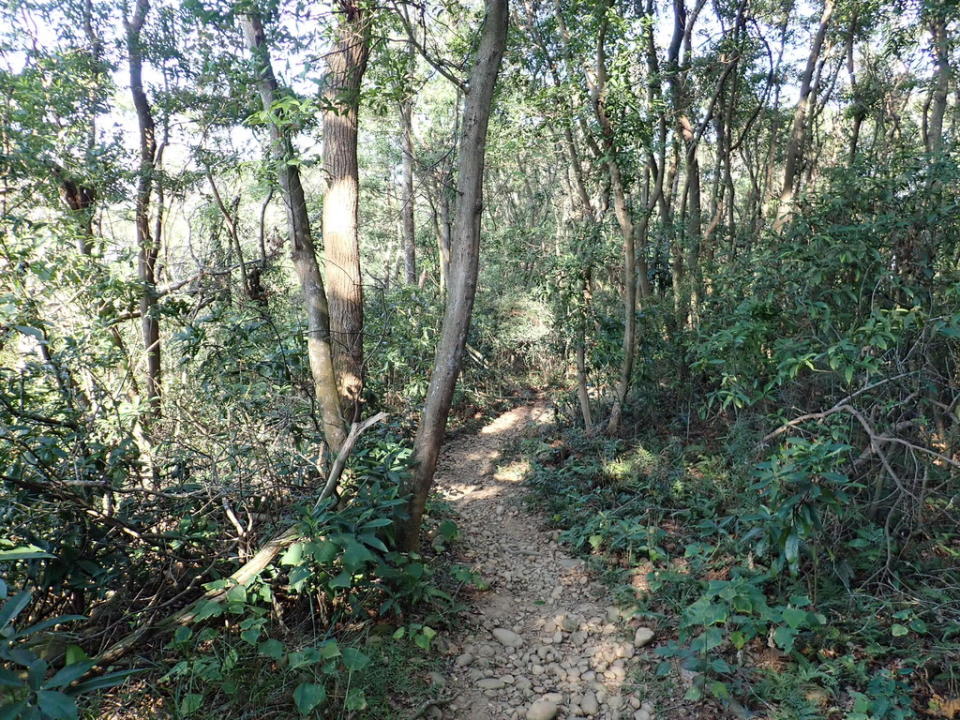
[124,0,161,422]
[775,0,835,231]
[925,14,950,156]
[845,19,866,165]
[579,1,639,434]
[427,185,451,292]
[241,11,346,454]
[685,154,702,324]
[401,98,417,284]
[207,171,252,299]
[322,0,370,418]
[400,0,507,550]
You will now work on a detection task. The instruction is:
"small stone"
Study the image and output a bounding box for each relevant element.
[606,606,620,622]
[634,712,650,720]
[634,627,655,647]
[525,699,559,720]
[581,690,599,715]
[560,614,579,632]
[493,628,524,648]
[455,653,475,667]
[477,677,506,690]
[427,671,446,687]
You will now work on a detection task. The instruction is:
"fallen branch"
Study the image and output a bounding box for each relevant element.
[763,403,959,469]
[407,692,457,719]
[92,411,388,666]
[316,411,388,510]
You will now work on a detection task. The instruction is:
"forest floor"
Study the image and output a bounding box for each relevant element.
[431,403,661,720]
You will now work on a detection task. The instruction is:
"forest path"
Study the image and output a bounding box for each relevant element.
[432,403,657,720]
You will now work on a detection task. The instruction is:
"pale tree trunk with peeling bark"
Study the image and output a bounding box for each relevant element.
[399,0,508,551]
[322,0,370,419]
[241,11,346,454]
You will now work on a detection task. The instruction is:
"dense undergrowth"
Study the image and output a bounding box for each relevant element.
[1,263,534,718]
[520,159,960,719]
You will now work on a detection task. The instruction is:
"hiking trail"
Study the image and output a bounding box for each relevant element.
[430,403,658,720]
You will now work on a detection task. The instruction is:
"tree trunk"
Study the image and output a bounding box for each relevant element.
[775,0,835,231]
[124,0,161,423]
[322,0,370,418]
[399,0,508,551]
[241,11,346,454]
[401,98,417,284]
[925,14,950,156]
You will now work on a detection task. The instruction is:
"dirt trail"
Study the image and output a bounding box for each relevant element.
[432,403,657,720]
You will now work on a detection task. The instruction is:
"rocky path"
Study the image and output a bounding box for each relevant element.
[433,403,657,720]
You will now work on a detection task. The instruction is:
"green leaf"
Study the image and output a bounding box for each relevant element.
[36,690,77,720]
[173,626,193,645]
[0,700,28,720]
[44,661,94,689]
[0,591,32,630]
[437,520,459,540]
[341,647,370,671]
[225,584,247,603]
[280,543,304,566]
[288,648,322,670]
[0,668,23,688]
[191,600,224,622]
[359,534,388,553]
[784,534,800,570]
[709,681,730,699]
[345,688,367,711]
[293,682,326,715]
[258,639,285,659]
[64,646,88,666]
[360,518,393,530]
[288,566,313,592]
[691,627,723,653]
[71,669,141,694]
[0,547,55,562]
[341,541,375,573]
[891,623,909,637]
[782,607,807,629]
[179,693,203,716]
[773,625,798,653]
[318,640,340,659]
[328,570,352,589]
[306,541,338,564]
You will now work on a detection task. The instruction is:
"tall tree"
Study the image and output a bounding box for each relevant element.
[400,95,418,284]
[322,0,371,418]
[400,0,508,550]
[241,10,347,454]
[124,0,162,422]
[774,0,835,230]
